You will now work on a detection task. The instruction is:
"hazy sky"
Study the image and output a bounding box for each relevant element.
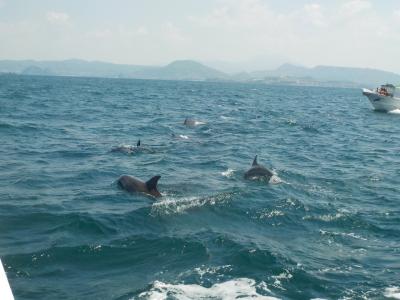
[1,0,400,73]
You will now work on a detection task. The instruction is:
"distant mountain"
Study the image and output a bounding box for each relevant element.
[22,65,54,76]
[250,63,400,87]
[0,59,399,87]
[126,60,228,80]
[0,59,156,78]
[0,59,227,81]
[156,60,227,80]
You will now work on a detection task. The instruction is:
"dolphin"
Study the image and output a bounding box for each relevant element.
[244,155,273,181]
[183,118,206,126]
[111,140,141,154]
[117,174,161,197]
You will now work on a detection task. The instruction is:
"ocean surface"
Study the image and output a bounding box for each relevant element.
[0,74,399,300]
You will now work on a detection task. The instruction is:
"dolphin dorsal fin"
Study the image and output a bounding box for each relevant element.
[137,140,141,147]
[146,175,161,191]
[184,118,188,125]
[252,155,258,166]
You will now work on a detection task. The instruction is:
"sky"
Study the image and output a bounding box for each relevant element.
[0,0,400,73]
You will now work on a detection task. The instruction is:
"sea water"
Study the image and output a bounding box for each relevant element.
[0,75,399,299]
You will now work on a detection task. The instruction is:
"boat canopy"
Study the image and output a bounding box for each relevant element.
[382,84,396,89]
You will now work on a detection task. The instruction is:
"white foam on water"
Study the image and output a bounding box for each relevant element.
[137,278,279,300]
[319,230,367,241]
[258,210,285,219]
[303,213,344,222]
[192,265,233,278]
[221,168,235,178]
[194,121,206,125]
[172,134,190,140]
[384,287,400,299]
[388,109,400,114]
[271,270,293,290]
[151,193,232,215]
[269,175,283,184]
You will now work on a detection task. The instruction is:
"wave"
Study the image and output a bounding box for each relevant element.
[137,278,279,300]
[384,287,400,299]
[303,213,345,222]
[220,115,235,121]
[283,118,321,133]
[150,192,234,215]
[4,236,209,274]
[257,209,285,219]
[319,229,367,241]
[0,122,41,132]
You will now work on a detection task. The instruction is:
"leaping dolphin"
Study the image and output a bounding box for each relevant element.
[117,175,161,197]
[244,155,273,181]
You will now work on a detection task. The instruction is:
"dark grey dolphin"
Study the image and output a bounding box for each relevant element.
[244,155,273,181]
[117,175,161,197]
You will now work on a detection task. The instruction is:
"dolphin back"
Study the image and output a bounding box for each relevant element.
[244,166,273,179]
[118,175,161,197]
[244,156,273,180]
[117,175,143,193]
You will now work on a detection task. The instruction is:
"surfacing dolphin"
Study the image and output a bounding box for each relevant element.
[111,140,142,154]
[244,155,273,181]
[117,174,161,197]
[183,118,206,127]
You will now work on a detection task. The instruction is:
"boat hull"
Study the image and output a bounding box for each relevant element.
[0,259,13,300]
[362,88,400,112]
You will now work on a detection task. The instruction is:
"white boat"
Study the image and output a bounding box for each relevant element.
[362,84,400,111]
[0,259,14,300]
